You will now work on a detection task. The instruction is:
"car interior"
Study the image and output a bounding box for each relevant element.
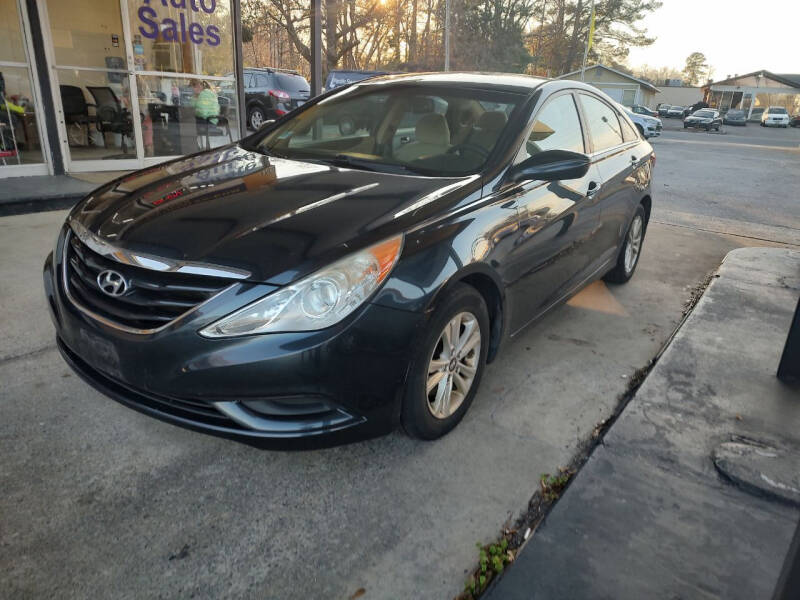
[258,87,522,175]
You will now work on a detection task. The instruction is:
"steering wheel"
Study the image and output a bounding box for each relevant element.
[446,142,490,160]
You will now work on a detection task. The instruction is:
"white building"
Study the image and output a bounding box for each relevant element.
[703,71,800,119]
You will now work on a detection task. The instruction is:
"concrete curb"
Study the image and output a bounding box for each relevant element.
[486,247,800,600]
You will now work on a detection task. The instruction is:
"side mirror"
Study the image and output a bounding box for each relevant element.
[259,119,276,130]
[507,150,591,183]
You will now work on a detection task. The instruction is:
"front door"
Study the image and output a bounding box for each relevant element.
[505,91,604,334]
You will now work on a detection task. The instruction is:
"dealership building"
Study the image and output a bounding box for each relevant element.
[1,0,245,179]
[703,70,800,119]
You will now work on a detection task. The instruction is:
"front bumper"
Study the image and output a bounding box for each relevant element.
[763,119,789,126]
[44,236,426,448]
[644,125,661,138]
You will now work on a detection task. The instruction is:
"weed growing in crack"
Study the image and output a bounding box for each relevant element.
[459,538,513,599]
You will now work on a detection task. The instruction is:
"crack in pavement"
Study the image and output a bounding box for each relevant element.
[0,344,57,367]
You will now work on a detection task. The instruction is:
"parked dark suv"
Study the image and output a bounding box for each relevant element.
[244,68,310,130]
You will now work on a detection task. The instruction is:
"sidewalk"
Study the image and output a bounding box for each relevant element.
[487,247,800,599]
[0,172,125,216]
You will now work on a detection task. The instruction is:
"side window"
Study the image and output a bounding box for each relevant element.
[521,93,584,159]
[619,114,639,141]
[579,94,624,152]
[243,74,253,89]
[256,74,270,88]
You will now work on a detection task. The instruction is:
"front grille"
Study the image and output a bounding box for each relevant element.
[64,231,231,331]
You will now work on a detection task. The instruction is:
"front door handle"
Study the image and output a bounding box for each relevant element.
[586,181,599,198]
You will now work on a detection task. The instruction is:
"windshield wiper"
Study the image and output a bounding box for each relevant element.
[320,154,426,175]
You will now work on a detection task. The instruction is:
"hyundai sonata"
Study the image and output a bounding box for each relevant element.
[44,73,654,447]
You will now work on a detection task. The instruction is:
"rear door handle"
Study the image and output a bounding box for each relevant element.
[586,181,599,198]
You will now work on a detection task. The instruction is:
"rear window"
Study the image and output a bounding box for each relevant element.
[769,107,788,114]
[275,73,310,93]
[579,94,624,151]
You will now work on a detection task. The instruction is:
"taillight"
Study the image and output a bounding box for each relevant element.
[269,89,290,101]
[650,151,656,169]
[275,109,287,116]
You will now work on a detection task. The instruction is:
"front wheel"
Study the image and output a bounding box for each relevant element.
[401,284,489,440]
[604,204,647,284]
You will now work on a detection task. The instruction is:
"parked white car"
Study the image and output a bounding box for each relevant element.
[618,103,662,139]
[761,107,790,127]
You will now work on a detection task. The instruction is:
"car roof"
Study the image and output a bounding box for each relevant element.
[358,71,549,93]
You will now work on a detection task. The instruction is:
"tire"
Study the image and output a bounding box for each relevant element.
[401,283,490,440]
[248,106,266,131]
[604,204,647,284]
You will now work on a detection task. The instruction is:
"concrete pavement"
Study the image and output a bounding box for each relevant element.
[0,214,750,599]
[486,247,800,599]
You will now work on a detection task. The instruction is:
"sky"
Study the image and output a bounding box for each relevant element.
[625,0,798,79]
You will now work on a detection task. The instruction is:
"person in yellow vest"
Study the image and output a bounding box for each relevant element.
[191,80,220,125]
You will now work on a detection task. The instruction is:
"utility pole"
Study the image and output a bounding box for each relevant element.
[310,0,323,96]
[580,0,595,82]
[444,0,451,71]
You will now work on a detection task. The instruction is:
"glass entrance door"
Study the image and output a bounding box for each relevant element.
[1,0,49,175]
[40,0,240,173]
[42,0,143,171]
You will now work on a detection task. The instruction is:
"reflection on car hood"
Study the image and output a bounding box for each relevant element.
[69,145,475,284]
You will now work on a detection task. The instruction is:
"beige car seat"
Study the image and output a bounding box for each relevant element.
[394,113,451,162]
[469,111,508,152]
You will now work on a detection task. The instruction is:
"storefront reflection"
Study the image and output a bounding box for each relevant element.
[140,75,237,157]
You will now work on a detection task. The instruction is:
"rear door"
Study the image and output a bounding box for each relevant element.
[504,91,604,334]
[577,92,642,266]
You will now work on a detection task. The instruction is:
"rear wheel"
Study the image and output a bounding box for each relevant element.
[248,106,266,131]
[401,284,489,440]
[604,204,647,284]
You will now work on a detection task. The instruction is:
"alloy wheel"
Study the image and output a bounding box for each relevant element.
[624,214,644,274]
[250,109,264,130]
[425,311,482,419]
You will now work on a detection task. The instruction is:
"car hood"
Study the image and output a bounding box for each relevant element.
[69,145,477,284]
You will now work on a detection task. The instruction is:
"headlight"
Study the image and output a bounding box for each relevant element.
[200,235,403,337]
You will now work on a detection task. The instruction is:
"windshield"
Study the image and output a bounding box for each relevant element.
[694,110,715,117]
[769,107,788,114]
[251,85,524,176]
[727,110,744,116]
[670,106,683,110]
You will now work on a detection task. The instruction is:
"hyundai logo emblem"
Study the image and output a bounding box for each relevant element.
[97,270,129,297]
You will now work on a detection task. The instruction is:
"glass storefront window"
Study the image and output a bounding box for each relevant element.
[45,0,127,70]
[55,68,134,161]
[1,0,45,168]
[128,0,234,77]
[0,0,27,64]
[1,66,45,165]
[137,74,238,157]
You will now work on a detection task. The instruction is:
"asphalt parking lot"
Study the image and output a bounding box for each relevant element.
[2,125,799,599]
